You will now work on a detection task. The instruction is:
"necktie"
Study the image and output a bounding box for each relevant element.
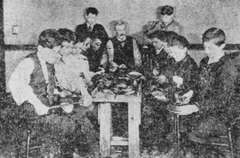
[88,25,92,31]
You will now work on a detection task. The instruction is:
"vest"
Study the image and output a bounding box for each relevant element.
[111,36,135,69]
[27,53,55,106]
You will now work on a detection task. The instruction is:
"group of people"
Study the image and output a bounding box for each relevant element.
[7,5,240,158]
[143,27,240,157]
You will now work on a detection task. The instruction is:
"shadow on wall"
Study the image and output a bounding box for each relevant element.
[188,33,202,44]
[188,50,206,66]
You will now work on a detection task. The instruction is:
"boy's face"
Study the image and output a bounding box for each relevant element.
[161,14,174,24]
[91,38,102,52]
[73,42,83,54]
[169,45,187,62]
[85,13,97,26]
[151,37,165,51]
[115,24,127,40]
[203,40,224,58]
[59,41,74,56]
[40,45,61,64]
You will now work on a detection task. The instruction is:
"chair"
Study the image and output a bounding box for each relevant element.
[175,116,240,158]
[25,129,61,158]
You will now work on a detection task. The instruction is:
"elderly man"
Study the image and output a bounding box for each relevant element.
[106,20,142,71]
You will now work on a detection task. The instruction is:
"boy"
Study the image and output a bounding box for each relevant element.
[86,36,108,72]
[144,34,199,151]
[75,7,109,47]
[56,28,102,158]
[145,5,183,35]
[55,28,93,107]
[182,28,240,157]
[9,29,62,115]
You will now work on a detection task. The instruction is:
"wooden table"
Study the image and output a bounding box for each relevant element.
[92,89,142,158]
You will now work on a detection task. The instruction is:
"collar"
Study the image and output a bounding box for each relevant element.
[37,51,46,64]
[156,47,164,55]
[116,36,127,42]
[203,53,227,71]
[207,51,225,64]
[161,20,174,29]
[86,23,95,28]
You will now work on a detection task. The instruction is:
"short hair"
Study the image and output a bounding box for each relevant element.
[38,29,62,49]
[147,30,178,43]
[57,28,76,43]
[165,31,178,43]
[113,20,127,30]
[202,27,226,46]
[168,35,190,49]
[147,30,168,42]
[86,7,98,15]
[160,5,174,16]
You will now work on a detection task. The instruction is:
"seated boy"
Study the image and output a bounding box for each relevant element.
[8,29,62,116]
[180,28,240,156]
[144,34,200,149]
[55,28,93,107]
[167,35,200,114]
[85,36,108,72]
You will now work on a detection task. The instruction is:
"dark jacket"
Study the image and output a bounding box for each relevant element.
[162,54,200,103]
[86,47,105,72]
[75,23,109,45]
[199,52,240,122]
[151,49,173,74]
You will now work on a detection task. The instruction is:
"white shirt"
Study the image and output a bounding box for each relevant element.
[55,54,94,92]
[156,47,164,55]
[8,52,50,115]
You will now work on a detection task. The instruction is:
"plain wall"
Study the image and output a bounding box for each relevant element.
[4,0,240,44]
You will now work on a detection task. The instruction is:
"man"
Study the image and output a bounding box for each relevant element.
[75,7,108,46]
[106,20,142,71]
[9,29,62,116]
[176,28,240,157]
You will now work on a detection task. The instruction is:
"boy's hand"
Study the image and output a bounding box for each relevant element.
[178,90,194,104]
[156,75,167,84]
[95,67,105,75]
[118,64,127,69]
[172,105,199,115]
[153,69,159,76]
[172,76,183,88]
[145,21,158,31]
[34,103,49,116]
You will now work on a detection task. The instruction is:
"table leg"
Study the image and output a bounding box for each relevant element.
[128,102,141,158]
[99,103,111,157]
